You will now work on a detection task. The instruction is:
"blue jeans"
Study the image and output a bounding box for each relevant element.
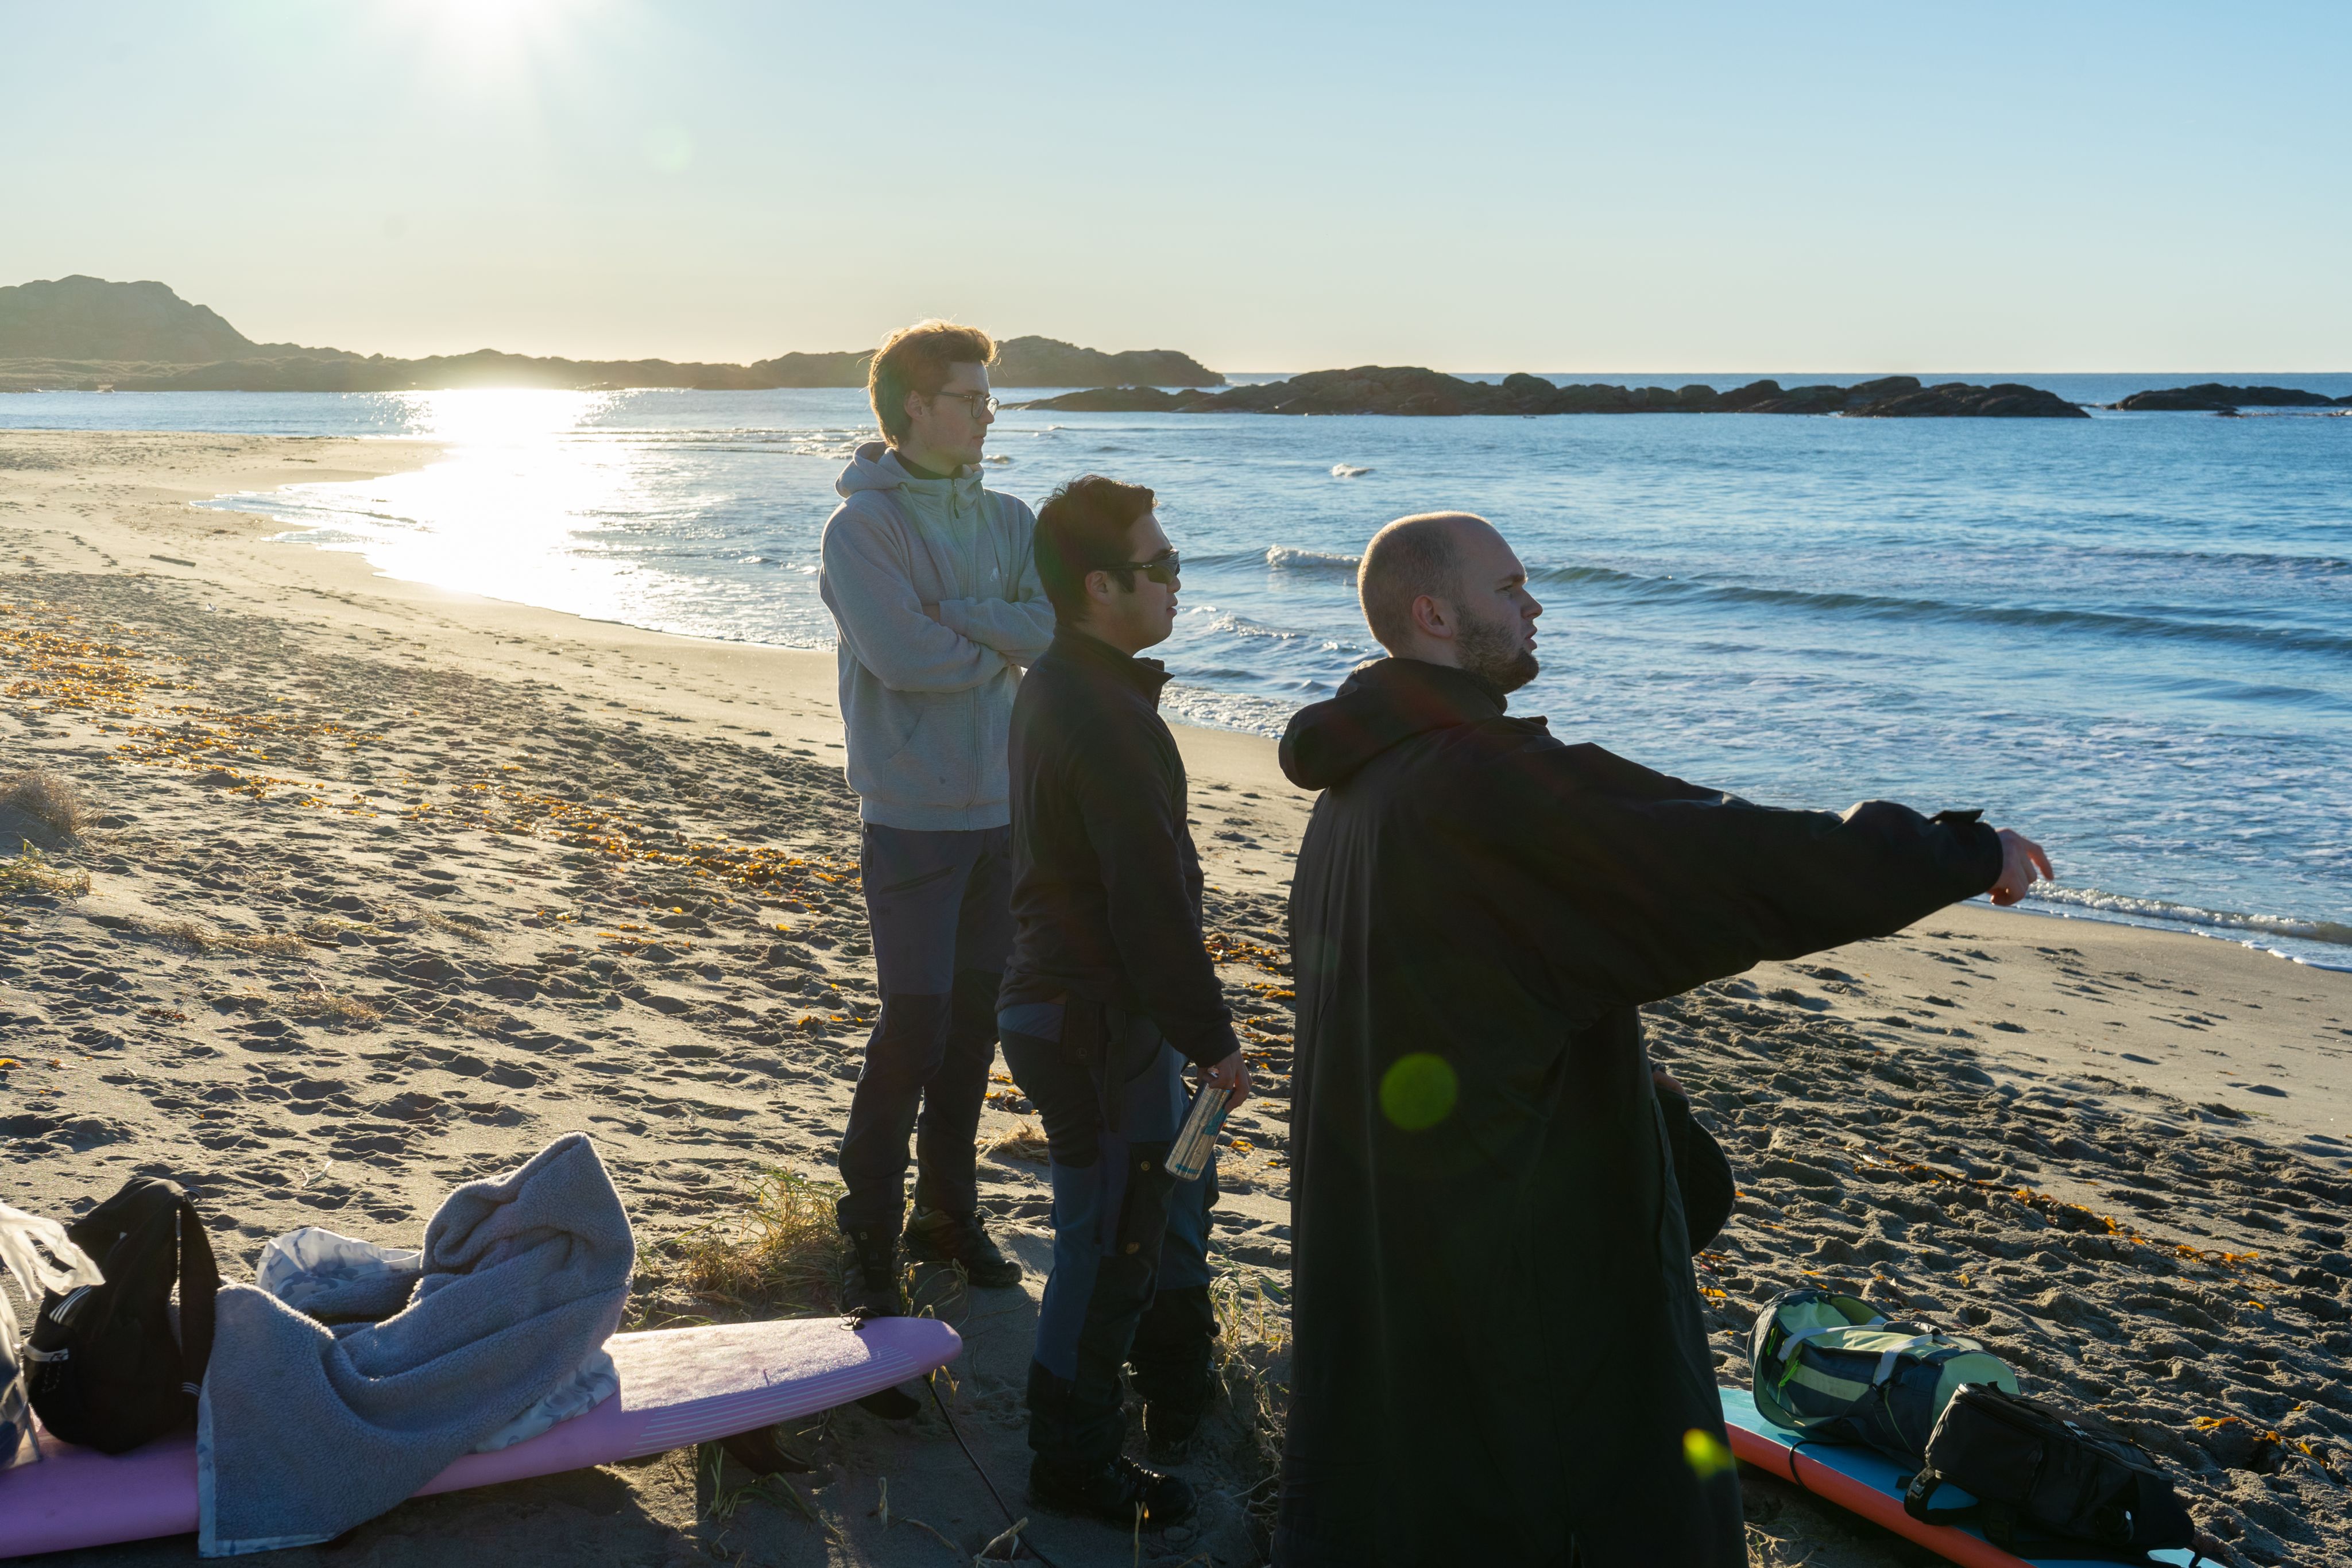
[835,823,1013,1233]
[999,1002,1216,1468]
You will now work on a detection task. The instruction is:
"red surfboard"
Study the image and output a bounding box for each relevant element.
[1720,1388,2216,1568]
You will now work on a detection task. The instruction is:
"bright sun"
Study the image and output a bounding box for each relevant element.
[402,0,587,70]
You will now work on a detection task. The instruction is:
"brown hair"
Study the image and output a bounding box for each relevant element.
[868,319,997,442]
[1357,512,1480,651]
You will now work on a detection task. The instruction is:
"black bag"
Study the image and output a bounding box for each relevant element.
[1655,1084,1734,1254]
[24,1178,219,1454]
[1904,1383,2196,1562]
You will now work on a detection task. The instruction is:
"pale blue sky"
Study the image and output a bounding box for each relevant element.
[6,2,2347,371]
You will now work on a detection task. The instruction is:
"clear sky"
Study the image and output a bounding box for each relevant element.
[6,1,2347,373]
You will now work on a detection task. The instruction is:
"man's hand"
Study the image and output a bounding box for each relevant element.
[1987,827,2053,906]
[1204,1050,1252,1110]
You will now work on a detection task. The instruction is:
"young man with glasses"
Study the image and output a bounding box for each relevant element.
[995,474,1251,1528]
[818,320,1053,1316]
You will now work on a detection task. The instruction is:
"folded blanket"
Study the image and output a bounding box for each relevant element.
[197,1133,634,1556]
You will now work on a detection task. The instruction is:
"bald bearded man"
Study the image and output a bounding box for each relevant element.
[1272,513,2050,1567]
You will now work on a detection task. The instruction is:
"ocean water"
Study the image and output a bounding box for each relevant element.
[5,377,2349,968]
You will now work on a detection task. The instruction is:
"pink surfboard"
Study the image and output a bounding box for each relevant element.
[0,1316,961,1559]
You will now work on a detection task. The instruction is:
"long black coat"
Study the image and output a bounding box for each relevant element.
[1272,658,2001,1568]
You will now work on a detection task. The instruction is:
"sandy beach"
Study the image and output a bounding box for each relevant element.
[6,429,2351,1567]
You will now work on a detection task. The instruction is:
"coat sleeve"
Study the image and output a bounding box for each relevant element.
[819,504,1008,693]
[934,499,1057,663]
[1481,730,2004,1016]
[1070,721,1239,1070]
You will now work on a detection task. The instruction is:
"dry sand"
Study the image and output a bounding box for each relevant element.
[3,429,2350,1567]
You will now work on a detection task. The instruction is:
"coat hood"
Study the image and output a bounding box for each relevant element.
[836,439,984,504]
[1278,657,1512,790]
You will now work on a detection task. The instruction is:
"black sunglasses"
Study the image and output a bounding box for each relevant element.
[1102,548,1180,586]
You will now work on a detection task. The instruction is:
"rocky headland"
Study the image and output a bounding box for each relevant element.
[0,276,1224,394]
[2111,382,2352,412]
[1020,368,2090,418]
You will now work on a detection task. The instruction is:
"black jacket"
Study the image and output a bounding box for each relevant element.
[999,630,1238,1068]
[1271,657,2002,1568]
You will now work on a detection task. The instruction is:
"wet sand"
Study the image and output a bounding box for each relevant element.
[3,430,2349,1567]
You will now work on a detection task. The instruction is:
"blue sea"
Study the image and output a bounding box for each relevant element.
[6,375,2348,967]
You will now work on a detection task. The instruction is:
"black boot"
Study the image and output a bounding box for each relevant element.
[838,1225,903,1319]
[1028,1453,1197,1528]
[903,1207,1022,1288]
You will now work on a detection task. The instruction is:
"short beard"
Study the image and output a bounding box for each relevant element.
[1454,608,1538,694]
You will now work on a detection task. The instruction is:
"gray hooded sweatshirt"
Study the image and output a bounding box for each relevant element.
[819,441,1055,831]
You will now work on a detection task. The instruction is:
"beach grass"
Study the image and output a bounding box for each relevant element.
[981,1119,1051,1163]
[1205,1269,1293,1540]
[671,1166,844,1316]
[142,917,308,957]
[214,984,384,1027]
[0,841,90,899]
[0,768,87,836]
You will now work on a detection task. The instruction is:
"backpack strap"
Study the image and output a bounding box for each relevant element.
[172,1196,220,1398]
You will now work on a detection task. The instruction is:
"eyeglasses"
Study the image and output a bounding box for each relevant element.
[931,389,999,418]
[1104,548,1181,586]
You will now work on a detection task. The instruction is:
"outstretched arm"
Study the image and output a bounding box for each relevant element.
[1491,734,2032,1014]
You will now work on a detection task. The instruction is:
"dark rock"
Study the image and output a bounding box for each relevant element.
[2113,382,2344,411]
[1717,380,1785,411]
[1846,381,2090,419]
[1009,385,1205,413]
[1738,382,1855,415]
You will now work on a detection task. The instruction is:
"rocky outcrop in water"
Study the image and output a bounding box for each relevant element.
[749,336,1221,389]
[1844,381,2090,418]
[1020,369,2090,418]
[2112,383,2351,412]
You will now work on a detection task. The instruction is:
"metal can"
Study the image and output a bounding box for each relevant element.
[1165,1084,1228,1182]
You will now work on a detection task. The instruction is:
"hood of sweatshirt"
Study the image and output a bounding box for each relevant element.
[1278,657,1514,791]
[836,439,987,512]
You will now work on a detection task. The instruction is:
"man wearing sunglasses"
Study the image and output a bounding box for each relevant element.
[819,320,1052,1317]
[996,474,1250,1528]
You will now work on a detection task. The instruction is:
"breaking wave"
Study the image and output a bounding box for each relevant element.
[2022,885,2352,962]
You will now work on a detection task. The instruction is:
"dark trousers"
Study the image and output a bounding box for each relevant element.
[835,823,1013,1233]
[1000,1004,1216,1469]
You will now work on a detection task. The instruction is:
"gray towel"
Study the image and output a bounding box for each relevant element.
[196,1133,635,1556]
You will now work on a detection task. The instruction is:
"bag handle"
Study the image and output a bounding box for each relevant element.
[1770,1315,1888,1388]
[171,1196,219,1398]
[1902,1468,1979,1527]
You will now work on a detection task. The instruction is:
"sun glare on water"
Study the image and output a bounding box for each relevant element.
[247,390,676,626]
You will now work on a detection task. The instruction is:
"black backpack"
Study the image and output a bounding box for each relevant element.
[24,1178,219,1454]
[1904,1382,2197,1563]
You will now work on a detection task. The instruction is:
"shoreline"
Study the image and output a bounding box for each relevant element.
[7,429,2352,1566]
[184,433,2352,977]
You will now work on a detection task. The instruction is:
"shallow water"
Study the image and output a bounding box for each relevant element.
[6,377,2348,965]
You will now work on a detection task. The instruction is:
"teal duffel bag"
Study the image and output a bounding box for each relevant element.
[1751,1287,2020,1462]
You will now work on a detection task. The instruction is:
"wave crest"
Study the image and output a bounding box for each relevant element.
[1264,545,1362,574]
